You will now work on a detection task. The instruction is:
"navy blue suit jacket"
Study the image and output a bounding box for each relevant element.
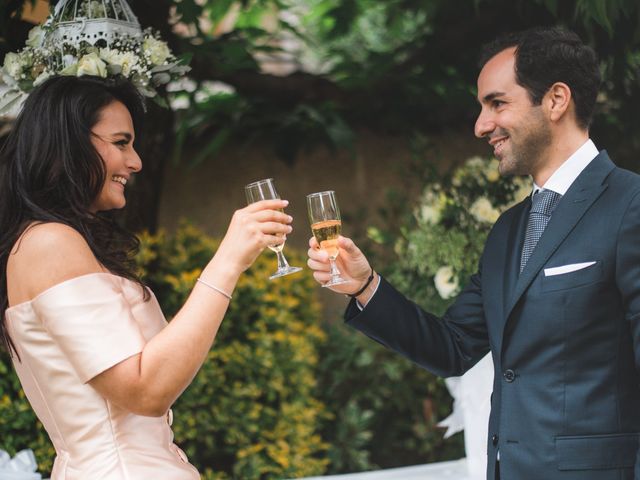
[346,152,640,479]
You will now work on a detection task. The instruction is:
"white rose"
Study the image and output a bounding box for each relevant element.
[25,26,44,47]
[99,48,117,63]
[3,52,23,78]
[143,37,171,65]
[77,52,107,77]
[434,266,459,300]
[470,197,500,224]
[419,205,441,225]
[416,190,442,225]
[100,48,139,76]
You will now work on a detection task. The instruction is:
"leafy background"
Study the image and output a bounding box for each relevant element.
[2,0,637,233]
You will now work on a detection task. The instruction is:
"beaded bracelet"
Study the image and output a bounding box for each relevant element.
[347,268,375,298]
[196,277,233,300]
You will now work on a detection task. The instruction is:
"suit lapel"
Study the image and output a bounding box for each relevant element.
[504,198,529,307]
[504,151,615,320]
[487,198,529,359]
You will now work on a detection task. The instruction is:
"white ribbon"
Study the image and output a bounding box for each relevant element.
[437,353,494,479]
[0,449,42,479]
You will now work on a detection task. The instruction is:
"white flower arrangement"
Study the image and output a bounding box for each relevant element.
[0,1,190,115]
[378,156,531,307]
[422,157,530,300]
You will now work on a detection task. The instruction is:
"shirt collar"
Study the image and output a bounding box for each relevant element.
[532,138,599,196]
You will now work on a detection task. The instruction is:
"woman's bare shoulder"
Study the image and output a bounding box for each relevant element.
[7,222,103,304]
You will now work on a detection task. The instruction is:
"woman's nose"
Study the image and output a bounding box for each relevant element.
[128,148,142,173]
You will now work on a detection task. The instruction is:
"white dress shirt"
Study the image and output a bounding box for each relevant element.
[533,138,599,195]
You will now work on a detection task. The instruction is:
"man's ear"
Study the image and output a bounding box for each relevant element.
[545,82,572,122]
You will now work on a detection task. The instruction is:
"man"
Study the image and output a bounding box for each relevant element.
[307,27,640,480]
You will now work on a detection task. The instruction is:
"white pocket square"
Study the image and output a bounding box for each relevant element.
[544,262,597,277]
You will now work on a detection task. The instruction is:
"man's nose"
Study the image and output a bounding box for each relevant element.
[474,110,495,138]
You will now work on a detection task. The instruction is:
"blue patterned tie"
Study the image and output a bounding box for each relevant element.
[520,189,563,272]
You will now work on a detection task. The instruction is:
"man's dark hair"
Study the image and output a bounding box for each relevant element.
[479,26,601,130]
[0,75,148,356]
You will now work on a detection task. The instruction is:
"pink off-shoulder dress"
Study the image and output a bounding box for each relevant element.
[5,273,201,479]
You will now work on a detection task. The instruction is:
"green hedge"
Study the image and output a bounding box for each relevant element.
[316,323,464,473]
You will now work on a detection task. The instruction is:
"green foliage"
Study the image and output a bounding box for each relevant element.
[2,1,639,170]
[0,352,55,474]
[302,0,435,83]
[173,95,354,167]
[316,323,464,473]
[161,0,640,170]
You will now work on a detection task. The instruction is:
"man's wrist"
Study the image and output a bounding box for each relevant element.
[347,268,375,298]
[353,271,380,309]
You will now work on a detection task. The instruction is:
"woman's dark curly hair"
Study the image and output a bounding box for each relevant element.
[0,75,148,356]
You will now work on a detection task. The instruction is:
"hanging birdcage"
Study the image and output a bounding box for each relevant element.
[42,0,142,48]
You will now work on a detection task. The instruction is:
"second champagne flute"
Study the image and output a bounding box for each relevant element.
[307,190,350,287]
[244,178,302,280]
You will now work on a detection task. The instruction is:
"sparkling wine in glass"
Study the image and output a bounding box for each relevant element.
[244,178,302,280]
[307,190,350,287]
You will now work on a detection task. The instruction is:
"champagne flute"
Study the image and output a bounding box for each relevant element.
[307,190,350,287]
[244,178,302,280]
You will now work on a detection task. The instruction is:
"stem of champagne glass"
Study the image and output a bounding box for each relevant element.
[329,258,341,280]
[276,251,291,272]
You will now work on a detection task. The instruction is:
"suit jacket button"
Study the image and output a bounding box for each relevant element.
[503,369,516,382]
[492,434,499,446]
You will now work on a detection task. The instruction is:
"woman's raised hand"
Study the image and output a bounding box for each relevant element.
[216,199,293,275]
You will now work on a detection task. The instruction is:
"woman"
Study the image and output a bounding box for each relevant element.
[0,75,293,479]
